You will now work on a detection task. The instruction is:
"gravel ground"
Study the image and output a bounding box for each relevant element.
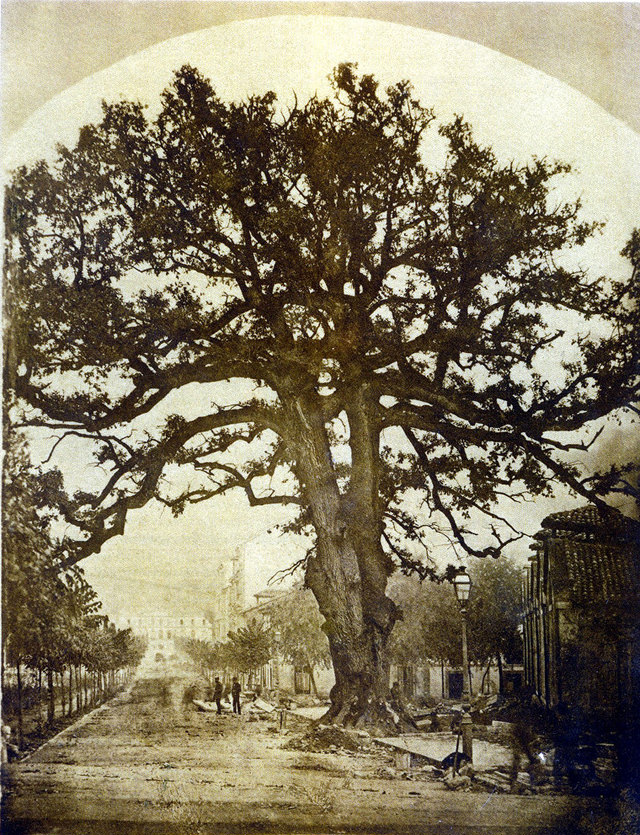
[1,659,616,834]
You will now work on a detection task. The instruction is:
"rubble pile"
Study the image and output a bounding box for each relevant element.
[284,724,368,754]
[443,761,474,790]
[288,693,327,709]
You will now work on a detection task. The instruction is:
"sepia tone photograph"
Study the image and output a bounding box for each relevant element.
[2,4,639,833]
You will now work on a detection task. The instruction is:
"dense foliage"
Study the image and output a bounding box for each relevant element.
[268,586,331,695]
[389,558,523,694]
[178,619,271,683]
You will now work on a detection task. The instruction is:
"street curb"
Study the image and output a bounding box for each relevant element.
[19,677,136,762]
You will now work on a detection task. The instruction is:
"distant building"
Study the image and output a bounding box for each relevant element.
[522,504,640,727]
[210,552,246,642]
[209,540,302,642]
[116,613,213,653]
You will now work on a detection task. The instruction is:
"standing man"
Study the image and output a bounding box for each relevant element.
[213,677,223,715]
[231,677,241,715]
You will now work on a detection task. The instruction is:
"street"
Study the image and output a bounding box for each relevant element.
[2,657,616,835]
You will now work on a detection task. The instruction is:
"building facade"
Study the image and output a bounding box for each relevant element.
[522,504,640,728]
[116,613,214,654]
[389,660,518,703]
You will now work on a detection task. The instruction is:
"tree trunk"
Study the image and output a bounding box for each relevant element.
[46,665,55,724]
[497,653,504,694]
[15,661,24,748]
[290,388,400,728]
[308,666,319,698]
[59,670,66,717]
[481,658,492,694]
[68,668,75,716]
[38,666,43,727]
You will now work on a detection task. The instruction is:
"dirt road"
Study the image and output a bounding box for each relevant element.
[2,660,615,834]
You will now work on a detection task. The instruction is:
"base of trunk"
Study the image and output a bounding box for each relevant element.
[321,682,417,734]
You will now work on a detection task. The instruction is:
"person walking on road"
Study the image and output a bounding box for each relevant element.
[213,677,223,715]
[231,677,242,715]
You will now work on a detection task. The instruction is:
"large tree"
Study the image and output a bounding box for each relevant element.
[4,64,639,725]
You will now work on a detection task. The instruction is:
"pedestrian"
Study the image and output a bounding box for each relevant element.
[213,676,223,715]
[552,701,582,789]
[509,712,544,790]
[231,677,241,715]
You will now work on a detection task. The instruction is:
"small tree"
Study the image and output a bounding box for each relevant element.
[225,620,272,683]
[467,557,523,693]
[268,586,331,696]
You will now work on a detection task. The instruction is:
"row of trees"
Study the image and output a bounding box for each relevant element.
[179,586,332,695]
[2,430,146,746]
[388,558,523,696]
[178,620,271,688]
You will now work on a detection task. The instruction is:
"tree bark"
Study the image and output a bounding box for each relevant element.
[59,670,66,717]
[497,653,504,694]
[46,665,55,724]
[15,661,24,748]
[289,388,400,728]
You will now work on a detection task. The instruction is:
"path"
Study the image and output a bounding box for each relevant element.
[2,658,616,834]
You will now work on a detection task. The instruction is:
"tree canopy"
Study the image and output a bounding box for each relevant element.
[5,63,638,722]
[467,557,523,670]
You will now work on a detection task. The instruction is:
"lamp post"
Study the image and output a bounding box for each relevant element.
[273,629,281,693]
[453,566,473,762]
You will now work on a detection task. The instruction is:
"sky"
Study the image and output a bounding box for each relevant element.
[3,7,639,619]
[3,3,640,138]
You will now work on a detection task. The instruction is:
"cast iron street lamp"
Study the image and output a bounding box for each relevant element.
[453,566,473,762]
[273,629,281,692]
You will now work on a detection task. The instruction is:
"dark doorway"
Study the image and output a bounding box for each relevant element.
[504,671,522,693]
[448,671,463,700]
[294,668,311,694]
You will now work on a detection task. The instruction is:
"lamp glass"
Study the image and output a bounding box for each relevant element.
[453,567,472,603]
